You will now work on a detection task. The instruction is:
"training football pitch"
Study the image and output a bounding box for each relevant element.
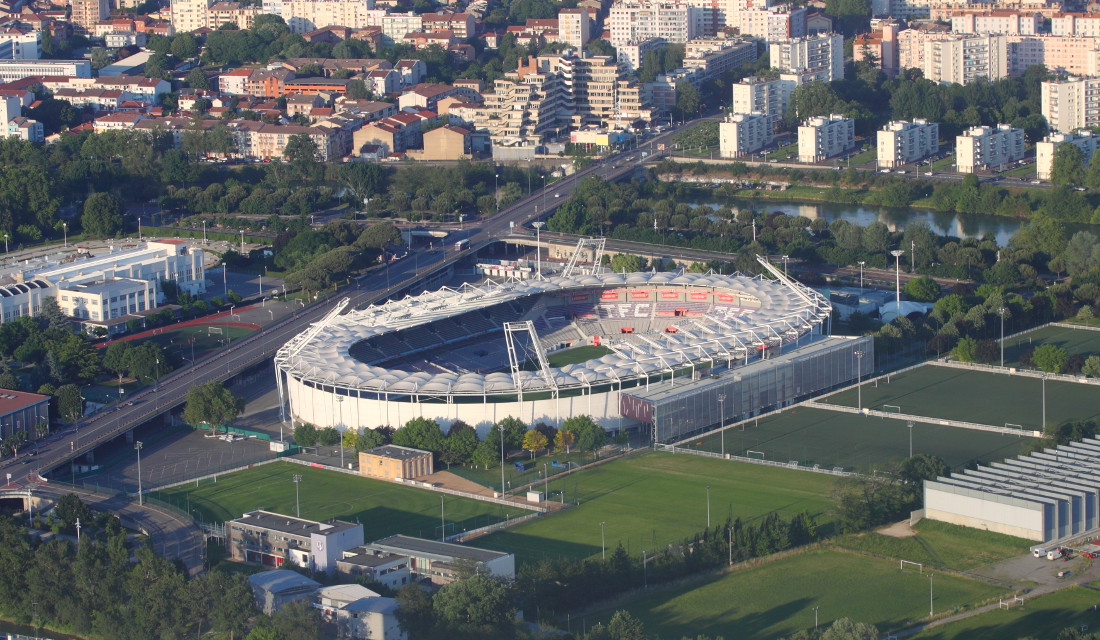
[1002,325,1100,368]
[151,463,529,541]
[684,406,1027,472]
[822,364,1100,430]
[911,587,1100,640]
[476,452,841,563]
[586,549,1005,640]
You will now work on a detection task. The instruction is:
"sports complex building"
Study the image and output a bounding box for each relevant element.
[275,264,873,440]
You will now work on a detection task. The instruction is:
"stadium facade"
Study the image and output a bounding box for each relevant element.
[275,270,866,437]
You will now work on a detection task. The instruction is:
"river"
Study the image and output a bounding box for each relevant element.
[700,199,1025,247]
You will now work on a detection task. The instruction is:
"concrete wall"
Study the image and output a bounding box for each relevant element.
[924,482,1046,541]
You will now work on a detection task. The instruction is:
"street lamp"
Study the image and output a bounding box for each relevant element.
[4,232,8,253]
[499,424,506,498]
[858,261,865,289]
[337,396,345,469]
[908,420,914,458]
[928,573,934,617]
[292,474,302,517]
[717,393,726,458]
[494,173,500,212]
[135,440,143,505]
[781,255,789,276]
[240,229,245,254]
[600,521,606,560]
[706,484,711,528]
[998,307,1007,367]
[890,249,905,309]
[532,221,545,280]
[1041,374,1047,429]
[62,222,67,248]
[202,220,207,244]
[813,605,819,630]
[854,350,864,411]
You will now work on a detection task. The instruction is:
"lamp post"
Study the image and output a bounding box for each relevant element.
[62,222,67,248]
[890,249,905,309]
[998,306,1007,367]
[32,601,38,640]
[781,255,789,276]
[240,229,245,254]
[858,260,865,289]
[138,216,142,241]
[928,573,934,617]
[440,495,445,541]
[336,396,345,469]
[494,173,500,212]
[135,440,143,505]
[292,474,302,517]
[855,350,864,412]
[1042,374,1047,429]
[4,232,8,253]
[706,484,711,528]
[717,393,726,458]
[600,521,606,560]
[202,220,207,244]
[532,221,544,280]
[499,424,506,498]
[813,606,819,630]
[908,420,914,458]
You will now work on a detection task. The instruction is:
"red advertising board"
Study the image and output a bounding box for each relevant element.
[601,290,620,300]
[631,291,650,299]
[572,293,588,302]
[690,291,708,300]
[718,294,735,302]
[660,290,679,299]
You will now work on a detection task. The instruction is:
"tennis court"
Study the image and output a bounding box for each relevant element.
[820,365,1100,430]
[1002,325,1100,368]
[688,406,1026,472]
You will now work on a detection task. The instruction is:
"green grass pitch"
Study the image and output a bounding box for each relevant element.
[475,452,841,564]
[585,550,1006,640]
[822,365,1100,430]
[685,406,1027,472]
[1002,325,1100,368]
[152,463,529,541]
[911,587,1100,640]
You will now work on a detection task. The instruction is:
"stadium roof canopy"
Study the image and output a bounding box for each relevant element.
[276,271,831,397]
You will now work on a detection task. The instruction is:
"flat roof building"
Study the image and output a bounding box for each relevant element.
[956,123,1025,173]
[877,119,939,168]
[798,113,855,163]
[228,510,365,574]
[359,444,433,481]
[720,111,771,158]
[366,534,516,584]
[1036,130,1100,180]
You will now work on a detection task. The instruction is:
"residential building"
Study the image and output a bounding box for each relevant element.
[336,98,398,121]
[923,35,1007,85]
[219,68,251,94]
[738,4,807,41]
[330,596,404,640]
[208,1,261,29]
[248,570,322,615]
[228,510,365,573]
[798,113,855,163]
[0,59,90,82]
[71,0,109,32]
[359,445,433,480]
[769,33,844,82]
[398,82,478,111]
[719,111,770,158]
[876,119,939,168]
[170,0,210,32]
[0,389,48,441]
[682,38,757,79]
[550,52,653,127]
[1036,130,1100,179]
[277,0,377,33]
[955,124,1025,173]
[854,22,903,77]
[336,547,413,589]
[897,25,955,72]
[617,37,665,74]
[1050,12,1100,36]
[6,116,42,141]
[950,10,1040,35]
[731,75,794,133]
[422,12,474,38]
[1042,76,1100,133]
[558,8,593,48]
[608,1,696,48]
[395,59,427,86]
[871,0,934,19]
[0,29,40,59]
[364,68,401,96]
[381,13,423,44]
[365,535,516,584]
[1006,36,1100,77]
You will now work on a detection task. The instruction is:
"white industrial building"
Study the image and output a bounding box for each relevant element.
[769,33,844,83]
[876,119,939,168]
[1036,130,1100,180]
[720,112,771,158]
[956,123,1025,173]
[925,436,1100,542]
[798,114,855,163]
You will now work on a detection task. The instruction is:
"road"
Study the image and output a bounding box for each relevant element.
[0,124,688,575]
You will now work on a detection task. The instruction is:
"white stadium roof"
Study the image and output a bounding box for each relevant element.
[276,271,831,397]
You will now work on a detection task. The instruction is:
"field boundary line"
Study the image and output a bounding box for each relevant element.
[801,401,1041,438]
[931,359,1100,387]
[655,442,857,476]
[1051,321,1100,333]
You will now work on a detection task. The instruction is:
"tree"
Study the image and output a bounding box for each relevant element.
[185,68,210,90]
[1051,142,1086,187]
[81,192,124,236]
[1086,150,1100,189]
[442,421,479,468]
[1083,355,1100,378]
[54,493,92,533]
[554,429,576,453]
[521,429,548,459]
[951,336,977,362]
[432,573,515,636]
[903,276,940,302]
[496,416,527,450]
[207,571,254,638]
[170,33,198,59]
[610,254,646,273]
[1063,231,1100,277]
[820,618,878,640]
[607,610,647,640]
[294,423,318,446]
[270,599,322,640]
[675,81,700,119]
[181,381,245,434]
[392,416,445,453]
[898,454,949,488]
[56,383,83,423]
[1033,344,1069,373]
[396,583,435,639]
[562,415,606,452]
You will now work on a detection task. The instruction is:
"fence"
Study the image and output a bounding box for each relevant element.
[932,358,1100,388]
[654,443,856,477]
[447,512,541,542]
[803,400,1042,438]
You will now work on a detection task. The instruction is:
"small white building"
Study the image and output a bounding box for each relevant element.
[1036,130,1100,180]
[366,535,515,585]
[956,123,1025,173]
[876,119,939,168]
[248,570,322,615]
[798,113,854,163]
[720,112,771,158]
[339,596,405,640]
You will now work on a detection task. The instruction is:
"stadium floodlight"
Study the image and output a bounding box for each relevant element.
[890,250,905,309]
[717,393,727,458]
[532,221,545,280]
[998,307,1008,368]
[292,474,302,517]
[600,521,606,560]
[858,261,865,289]
[854,350,865,411]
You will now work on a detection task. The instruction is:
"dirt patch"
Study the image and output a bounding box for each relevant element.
[878,520,917,538]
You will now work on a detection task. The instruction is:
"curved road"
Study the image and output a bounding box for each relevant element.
[0,125,688,575]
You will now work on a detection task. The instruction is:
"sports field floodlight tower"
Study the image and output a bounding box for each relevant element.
[503,321,558,403]
[562,237,606,278]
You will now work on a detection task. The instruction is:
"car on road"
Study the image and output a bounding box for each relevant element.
[1031,180,1042,184]
[554,193,562,198]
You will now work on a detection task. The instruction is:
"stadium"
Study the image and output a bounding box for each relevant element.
[274,263,869,439]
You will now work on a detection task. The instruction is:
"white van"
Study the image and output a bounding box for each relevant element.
[1048,548,1064,560]
[1033,547,1048,558]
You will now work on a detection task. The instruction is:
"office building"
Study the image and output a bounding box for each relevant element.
[366,535,515,584]
[769,33,844,82]
[720,111,770,158]
[955,124,1025,173]
[876,119,939,168]
[1036,130,1100,180]
[228,510,365,573]
[798,113,854,162]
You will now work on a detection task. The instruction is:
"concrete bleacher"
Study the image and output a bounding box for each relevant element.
[463,311,498,335]
[349,341,386,363]
[431,318,470,342]
[371,332,411,357]
[400,326,443,350]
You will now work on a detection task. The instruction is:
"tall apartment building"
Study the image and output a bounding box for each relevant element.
[682,38,758,77]
[950,10,1040,35]
[381,12,423,43]
[550,53,652,127]
[0,30,41,60]
[923,35,1007,85]
[853,19,901,76]
[558,8,593,48]
[278,0,377,33]
[955,124,1025,173]
[608,1,696,48]
[739,4,807,41]
[471,59,565,143]
[617,37,665,73]
[1036,130,1100,180]
[170,0,210,33]
[1051,13,1100,37]
[872,0,933,19]
[1042,77,1100,133]
[798,114,854,163]
[1006,36,1100,78]
[769,33,844,82]
[731,75,793,133]
[720,111,770,158]
[876,119,939,168]
[71,0,110,32]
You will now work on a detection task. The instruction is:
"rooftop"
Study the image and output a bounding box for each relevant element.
[235,510,361,537]
[0,388,47,416]
[248,569,321,594]
[370,534,510,563]
[365,444,430,460]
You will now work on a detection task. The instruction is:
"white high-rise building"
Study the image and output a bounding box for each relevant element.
[608,1,697,48]
[923,35,1007,85]
[876,119,939,168]
[279,0,376,34]
[798,114,854,163]
[720,112,771,158]
[955,124,1025,173]
[1042,77,1100,134]
[770,33,844,82]
[1036,131,1100,180]
[170,0,211,33]
[950,11,1040,35]
[558,9,593,48]
[738,4,806,41]
[731,75,794,133]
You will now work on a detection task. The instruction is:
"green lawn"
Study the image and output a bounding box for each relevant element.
[545,345,613,368]
[447,449,599,493]
[765,143,799,161]
[589,550,1006,640]
[847,147,877,165]
[476,452,840,564]
[140,324,258,361]
[152,463,529,541]
[822,365,1100,430]
[832,520,1031,572]
[932,155,957,171]
[685,406,1025,472]
[1003,325,1100,368]
[911,587,1100,640]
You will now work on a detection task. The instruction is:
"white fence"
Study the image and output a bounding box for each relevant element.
[655,443,856,477]
[447,512,542,542]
